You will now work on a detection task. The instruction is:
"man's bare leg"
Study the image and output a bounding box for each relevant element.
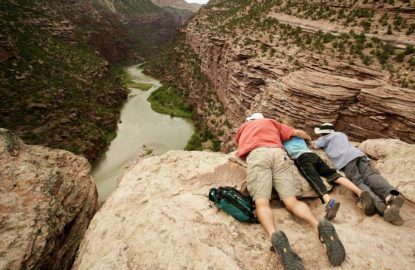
[282,196,319,233]
[255,197,276,237]
[282,196,346,266]
[256,197,305,269]
[334,177,362,197]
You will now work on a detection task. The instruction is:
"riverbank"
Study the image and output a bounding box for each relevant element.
[92,65,194,202]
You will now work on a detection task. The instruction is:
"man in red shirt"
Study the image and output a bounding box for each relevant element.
[235,113,346,269]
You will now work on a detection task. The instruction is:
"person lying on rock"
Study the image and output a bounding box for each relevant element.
[235,113,346,270]
[283,136,376,220]
[313,123,405,226]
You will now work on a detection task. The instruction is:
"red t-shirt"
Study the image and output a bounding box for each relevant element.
[235,118,294,159]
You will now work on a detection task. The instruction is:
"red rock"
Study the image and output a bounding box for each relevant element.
[0,129,98,270]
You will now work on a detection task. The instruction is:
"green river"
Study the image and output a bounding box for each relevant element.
[92,65,194,202]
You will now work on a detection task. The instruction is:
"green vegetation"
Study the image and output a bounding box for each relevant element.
[204,0,415,87]
[105,130,117,144]
[92,0,162,15]
[148,85,193,119]
[0,0,127,161]
[185,124,221,151]
[144,33,225,152]
[127,82,153,90]
[112,66,131,85]
[112,67,152,90]
[144,0,415,153]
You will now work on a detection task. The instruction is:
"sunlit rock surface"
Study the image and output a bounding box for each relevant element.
[73,139,415,269]
[0,129,98,270]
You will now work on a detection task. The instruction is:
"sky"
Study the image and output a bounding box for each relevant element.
[184,0,209,4]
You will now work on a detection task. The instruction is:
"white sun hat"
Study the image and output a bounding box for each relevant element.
[314,123,335,134]
[246,112,264,121]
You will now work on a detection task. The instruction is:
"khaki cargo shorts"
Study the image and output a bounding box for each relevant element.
[246,147,303,201]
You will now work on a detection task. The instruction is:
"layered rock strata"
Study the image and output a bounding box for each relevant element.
[0,129,98,270]
[147,0,415,151]
[72,139,415,269]
[184,31,415,149]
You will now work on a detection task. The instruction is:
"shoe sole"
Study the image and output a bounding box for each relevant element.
[272,231,305,270]
[361,191,376,216]
[391,195,405,208]
[318,219,346,266]
[325,202,340,220]
[384,205,403,226]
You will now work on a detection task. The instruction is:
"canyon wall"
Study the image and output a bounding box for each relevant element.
[0,0,197,162]
[146,0,415,151]
[0,129,98,270]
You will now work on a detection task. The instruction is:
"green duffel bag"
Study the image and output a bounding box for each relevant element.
[209,186,258,223]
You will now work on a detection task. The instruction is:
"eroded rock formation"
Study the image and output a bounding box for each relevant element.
[0,129,98,270]
[0,0,197,162]
[73,139,415,269]
[145,0,415,151]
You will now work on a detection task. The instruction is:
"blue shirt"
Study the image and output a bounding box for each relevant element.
[283,137,313,159]
[314,132,364,170]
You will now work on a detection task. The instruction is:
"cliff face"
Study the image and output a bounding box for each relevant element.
[0,0,196,162]
[0,129,98,270]
[72,139,415,269]
[91,0,195,59]
[146,0,415,151]
[0,0,129,161]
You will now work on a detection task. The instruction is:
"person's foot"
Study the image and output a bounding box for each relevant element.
[375,201,387,216]
[360,191,376,216]
[271,231,304,270]
[325,199,340,220]
[318,219,346,266]
[384,205,404,226]
[387,194,405,209]
[384,194,405,226]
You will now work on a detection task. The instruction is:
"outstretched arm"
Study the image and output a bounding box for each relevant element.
[292,129,312,142]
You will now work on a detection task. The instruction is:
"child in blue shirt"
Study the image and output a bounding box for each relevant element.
[283,137,375,220]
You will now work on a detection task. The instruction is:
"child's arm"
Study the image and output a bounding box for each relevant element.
[292,129,312,142]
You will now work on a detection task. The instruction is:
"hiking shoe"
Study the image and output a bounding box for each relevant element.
[325,199,340,220]
[271,231,304,270]
[384,205,404,226]
[387,194,405,209]
[360,191,376,216]
[375,201,387,216]
[318,219,346,266]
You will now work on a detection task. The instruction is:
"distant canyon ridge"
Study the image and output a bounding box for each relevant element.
[0,0,200,162]
[145,0,415,151]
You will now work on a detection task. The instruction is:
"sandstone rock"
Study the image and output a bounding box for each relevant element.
[185,28,415,146]
[154,2,415,153]
[0,129,98,270]
[73,139,415,269]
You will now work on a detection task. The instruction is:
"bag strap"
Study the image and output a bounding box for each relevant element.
[218,189,254,219]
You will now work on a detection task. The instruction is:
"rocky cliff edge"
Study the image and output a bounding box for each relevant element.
[73,139,415,270]
[0,129,98,270]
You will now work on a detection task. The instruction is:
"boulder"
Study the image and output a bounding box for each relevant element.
[0,129,98,270]
[359,139,415,203]
[73,139,415,269]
